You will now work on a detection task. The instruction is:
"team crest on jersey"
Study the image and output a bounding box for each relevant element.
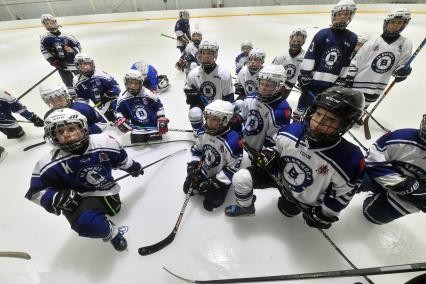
[322,47,342,70]
[202,144,221,169]
[78,165,109,188]
[200,81,217,101]
[371,52,395,74]
[315,164,329,176]
[284,64,296,80]
[133,106,148,122]
[244,80,258,94]
[282,156,314,193]
[244,109,264,136]
[99,152,110,162]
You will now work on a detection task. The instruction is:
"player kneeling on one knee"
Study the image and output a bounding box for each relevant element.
[115,69,170,144]
[226,86,365,230]
[361,114,426,225]
[25,108,144,251]
[182,100,243,211]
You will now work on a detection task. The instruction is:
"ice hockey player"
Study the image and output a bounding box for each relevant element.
[175,10,191,53]
[235,40,253,74]
[175,29,203,75]
[233,64,291,153]
[39,82,107,134]
[115,70,170,144]
[361,114,426,224]
[226,87,365,230]
[40,14,81,94]
[184,39,234,133]
[73,53,121,122]
[234,48,266,101]
[272,28,307,99]
[130,60,170,95]
[0,88,44,139]
[183,100,243,211]
[295,0,358,120]
[345,8,413,110]
[25,108,144,251]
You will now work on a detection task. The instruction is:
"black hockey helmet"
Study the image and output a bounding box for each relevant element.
[304,86,364,145]
[420,114,426,144]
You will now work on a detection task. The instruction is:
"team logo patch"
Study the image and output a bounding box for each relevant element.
[315,164,329,176]
[78,165,110,188]
[371,52,395,74]
[202,144,221,170]
[132,106,148,122]
[244,80,258,94]
[322,47,342,70]
[244,109,264,136]
[282,156,314,193]
[284,64,296,80]
[99,152,110,162]
[200,81,217,101]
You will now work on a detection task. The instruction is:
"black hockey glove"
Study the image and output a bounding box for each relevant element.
[253,148,281,172]
[334,77,346,87]
[234,83,246,100]
[303,206,339,229]
[29,114,44,127]
[199,177,227,196]
[184,86,202,108]
[298,73,313,93]
[393,65,412,83]
[127,161,144,177]
[52,190,82,215]
[344,75,355,88]
[183,161,202,194]
[390,176,426,210]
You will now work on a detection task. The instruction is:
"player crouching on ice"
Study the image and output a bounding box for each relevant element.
[115,69,170,144]
[130,60,170,95]
[25,108,143,251]
[226,87,365,230]
[183,100,243,211]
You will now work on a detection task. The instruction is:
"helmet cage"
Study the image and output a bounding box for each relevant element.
[40,84,71,109]
[331,1,357,29]
[383,8,411,36]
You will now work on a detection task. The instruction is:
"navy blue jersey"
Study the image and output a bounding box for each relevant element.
[0,89,34,128]
[174,19,191,47]
[40,31,81,70]
[25,134,140,214]
[300,28,357,92]
[235,52,249,74]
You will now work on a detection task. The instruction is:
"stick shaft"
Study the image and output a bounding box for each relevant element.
[17,69,58,101]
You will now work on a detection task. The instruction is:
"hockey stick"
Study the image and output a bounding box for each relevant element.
[163,261,426,283]
[0,251,31,260]
[132,126,193,133]
[138,157,205,256]
[114,148,187,182]
[363,110,391,133]
[23,141,47,151]
[364,37,426,140]
[123,139,193,148]
[241,142,373,284]
[161,33,177,40]
[17,69,58,101]
[347,130,368,152]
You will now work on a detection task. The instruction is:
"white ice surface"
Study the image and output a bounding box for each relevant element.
[0,6,425,284]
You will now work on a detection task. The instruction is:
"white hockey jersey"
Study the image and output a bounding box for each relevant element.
[235,65,260,96]
[272,49,305,90]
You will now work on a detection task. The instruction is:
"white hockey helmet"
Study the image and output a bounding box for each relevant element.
[124,69,144,95]
[39,82,71,108]
[331,0,357,29]
[257,64,286,101]
[179,10,189,20]
[44,108,89,152]
[241,39,253,50]
[199,39,219,69]
[41,13,59,32]
[74,53,95,75]
[289,28,307,47]
[248,48,266,73]
[132,60,149,77]
[203,100,234,135]
[191,29,203,46]
[383,8,411,36]
[420,114,426,144]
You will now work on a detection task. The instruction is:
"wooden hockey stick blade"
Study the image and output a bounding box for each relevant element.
[0,251,31,260]
[23,141,47,151]
[163,262,426,283]
[363,116,372,140]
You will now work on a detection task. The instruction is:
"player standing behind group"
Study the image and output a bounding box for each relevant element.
[183,100,243,211]
[184,39,234,133]
[361,114,426,225]
[226,87,365,229]
[175,29,203,75]
[25,108,143,251]
[235,40,253,74]
[39,82,107,134]
[0,88,44,139]
[130,60,170,95]
[272,28,307,99]
[344,8,413,111]
[234,48,266,101]
[295,0,357,120]
[115,70,169,144]
[40,14,81,94]
[73,53,121,122]
[175,10,191,53]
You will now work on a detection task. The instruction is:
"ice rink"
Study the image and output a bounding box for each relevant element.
[0,4,425,284]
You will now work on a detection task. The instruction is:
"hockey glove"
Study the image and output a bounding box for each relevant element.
[393,65,412,83]
[390,176,426,210]
[183,161,202,194]
[175,58,187,72]
[127,161,144,177]
[199,177,227,196]
[29,114,44,127]
[334,77,347,87]
[345,75,355,88]
[303,206,339,229]
[254,148,281,172]
[234,83,246,100]
[184,86,202,107]
[49,58,63,69]
[157,117,170,135]
[52,190,82,215]
[298,73,313,93]
[115,117,132,133]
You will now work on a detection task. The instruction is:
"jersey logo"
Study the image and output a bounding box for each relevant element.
[202,144,221,170]
[315,164,329,176]
[61,162,74,174]
[200,81,217,101]
[281,156,314,193]
[244,80,258,94]
[284,64,297,80]
[371,52,395,74]
[78,165,110,188]
[322,47,342,70]
[132,106,149,122]
[243,109,264,136]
